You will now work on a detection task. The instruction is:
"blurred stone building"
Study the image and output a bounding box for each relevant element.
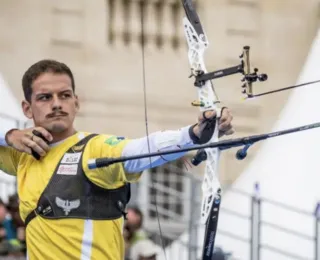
[0,0,319,239]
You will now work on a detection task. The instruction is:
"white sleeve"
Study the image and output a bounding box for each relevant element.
[122,125,194,173]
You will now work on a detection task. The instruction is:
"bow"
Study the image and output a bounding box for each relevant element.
[180,1,267,258]
[87,1,320,259]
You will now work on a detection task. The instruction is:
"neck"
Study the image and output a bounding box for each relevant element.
[50,128,77,144]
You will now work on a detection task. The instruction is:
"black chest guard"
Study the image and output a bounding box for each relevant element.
[25,134,131,227]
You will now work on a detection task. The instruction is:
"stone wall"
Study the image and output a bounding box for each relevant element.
[0,0,319,185]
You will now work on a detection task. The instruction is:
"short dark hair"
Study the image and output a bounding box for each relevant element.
[22,59,75,102]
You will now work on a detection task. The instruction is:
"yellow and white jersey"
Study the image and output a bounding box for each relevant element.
[0,132,141,260]
[0,125,193,260]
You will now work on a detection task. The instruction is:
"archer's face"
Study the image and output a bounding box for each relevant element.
[22,72,79,134]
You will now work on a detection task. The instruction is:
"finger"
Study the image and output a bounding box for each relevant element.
[32,135,50,152]
[219,109,231,123]
[12,143,31,155]
[219,116,233,131]
[219,109,233,124]
[219,127,235,137]
[199,110,217,121]
[13,142,33,155]
[20,145,33,155]
[22,137,46,157]
[224,128,235,135]
[219,123,233,133]
[33,127,53,142]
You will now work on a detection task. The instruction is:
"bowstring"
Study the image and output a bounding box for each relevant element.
[139,1,168,259]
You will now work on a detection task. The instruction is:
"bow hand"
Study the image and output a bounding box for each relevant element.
[190,108,234,144]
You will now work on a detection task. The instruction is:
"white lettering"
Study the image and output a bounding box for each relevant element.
[61,153,82,164]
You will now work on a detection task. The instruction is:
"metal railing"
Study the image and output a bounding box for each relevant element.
[141,174,320,260]
[248,183,320,260]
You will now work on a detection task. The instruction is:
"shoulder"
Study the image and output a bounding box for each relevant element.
[88,134,128,145]
[85,133,131,152]
[0,146,21,157]
[0,146,23,175]
[82,132,131,167]
[81,133,131,188]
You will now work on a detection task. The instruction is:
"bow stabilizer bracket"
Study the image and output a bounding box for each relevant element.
[189,46,268,99]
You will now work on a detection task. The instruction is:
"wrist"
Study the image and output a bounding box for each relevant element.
[188,124,201,144]
[5,128,18,147]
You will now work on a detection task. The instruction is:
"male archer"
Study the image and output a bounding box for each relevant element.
[0,59,234,260]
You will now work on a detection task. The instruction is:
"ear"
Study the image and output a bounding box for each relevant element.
[22,100,33,119]
[74,95,80,112]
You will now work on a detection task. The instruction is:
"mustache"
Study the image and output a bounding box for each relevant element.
[46,111,68,118]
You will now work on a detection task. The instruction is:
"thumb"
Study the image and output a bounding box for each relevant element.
[199,110,217,121]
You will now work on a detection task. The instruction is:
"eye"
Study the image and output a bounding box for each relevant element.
[37,94,51,101]
[61,93,72,99]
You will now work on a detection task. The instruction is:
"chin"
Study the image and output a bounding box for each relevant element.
[49,123,68,133]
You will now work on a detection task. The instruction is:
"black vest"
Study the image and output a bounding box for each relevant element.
[25,134,131,226]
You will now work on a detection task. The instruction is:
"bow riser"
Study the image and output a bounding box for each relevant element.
[183,11,222,259]
[183,12,221,220]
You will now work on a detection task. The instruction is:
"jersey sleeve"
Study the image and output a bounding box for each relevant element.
[82,135,142,189]
[0,147,22,176]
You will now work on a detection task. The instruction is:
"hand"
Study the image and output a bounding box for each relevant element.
[216,107,234,137]
[193,107,234,139]
[5,127,53,157]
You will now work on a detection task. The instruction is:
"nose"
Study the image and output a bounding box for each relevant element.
[52,95,63,111]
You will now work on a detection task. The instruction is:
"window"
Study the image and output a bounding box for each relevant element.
[106,0,199,50]
[138,157,199,225]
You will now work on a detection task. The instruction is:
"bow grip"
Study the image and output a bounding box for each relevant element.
[189,108,221,145]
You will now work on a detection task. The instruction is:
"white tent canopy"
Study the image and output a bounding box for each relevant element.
[215,27,320,260]
[165,27,320,260]
[0,72,25,200]
[0,72,25,132]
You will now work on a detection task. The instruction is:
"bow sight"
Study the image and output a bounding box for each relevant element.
[189,46,268,99]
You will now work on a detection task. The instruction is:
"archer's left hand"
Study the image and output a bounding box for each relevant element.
[191,108,234,143]
[209,107,234,137]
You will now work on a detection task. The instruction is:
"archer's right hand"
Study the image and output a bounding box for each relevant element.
[5,127,53,157]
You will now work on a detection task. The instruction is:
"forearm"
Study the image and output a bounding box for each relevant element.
[123,125,194,173]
